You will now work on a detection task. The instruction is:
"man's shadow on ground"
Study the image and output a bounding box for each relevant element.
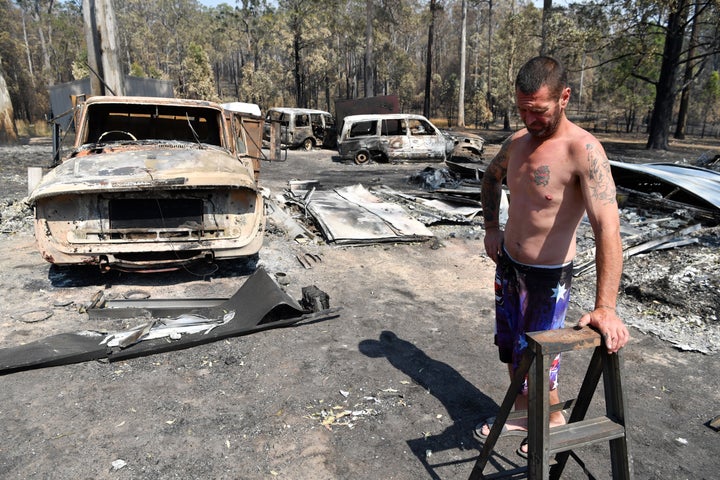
[359,330,521,479]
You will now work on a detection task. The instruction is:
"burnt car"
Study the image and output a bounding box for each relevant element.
[442,130,485,157]
[262,107,337,150]
[28,96,266,272]
[336,113,454,164]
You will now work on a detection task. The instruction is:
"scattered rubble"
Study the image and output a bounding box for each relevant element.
[574,211,720,354]
[1,141,718,358]
[269,158,720,354]
[0,199,33,235]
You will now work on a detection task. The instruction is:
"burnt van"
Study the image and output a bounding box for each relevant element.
[337,113,454,164]
[263,107,336,150]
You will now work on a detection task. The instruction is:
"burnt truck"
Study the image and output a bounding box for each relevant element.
[28,96,267,272]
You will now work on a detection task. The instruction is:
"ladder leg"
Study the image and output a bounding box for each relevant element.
[468,350,534,480]
[602,349,633,480]
[528,349,552,479]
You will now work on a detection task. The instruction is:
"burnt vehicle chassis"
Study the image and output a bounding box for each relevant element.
[29,96,266,272]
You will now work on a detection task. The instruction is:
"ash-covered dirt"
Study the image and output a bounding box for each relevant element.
[0,134,719,479]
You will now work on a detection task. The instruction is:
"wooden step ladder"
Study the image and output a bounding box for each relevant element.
[468,326,633,479]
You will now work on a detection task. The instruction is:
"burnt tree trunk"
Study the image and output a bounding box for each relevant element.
[540,0,552,56]
[457,0,467,128]
[293,34,303,107]
[364,0,374,97]
[674,0,700,140]
[646,0,689,150]
[423,0,437,118]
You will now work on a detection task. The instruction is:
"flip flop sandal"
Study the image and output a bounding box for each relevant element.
[516,438,558,464]
[474,416,527,441]
[517,437,528,459]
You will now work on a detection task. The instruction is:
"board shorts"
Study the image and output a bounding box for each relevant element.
[494,248,573,393]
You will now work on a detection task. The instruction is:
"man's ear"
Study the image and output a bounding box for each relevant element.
[560,87,571,108]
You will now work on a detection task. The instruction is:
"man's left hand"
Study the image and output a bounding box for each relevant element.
[577,307,630,354]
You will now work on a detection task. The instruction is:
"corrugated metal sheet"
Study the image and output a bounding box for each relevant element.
[610,161,720,211]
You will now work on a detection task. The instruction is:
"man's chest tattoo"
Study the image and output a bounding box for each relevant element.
[534,165,550,186]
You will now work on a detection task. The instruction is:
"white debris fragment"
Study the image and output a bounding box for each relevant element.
[101,313,233,348]
[110,459,127,471]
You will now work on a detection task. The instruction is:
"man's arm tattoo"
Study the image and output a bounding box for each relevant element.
[481,137,511,225]
[481,160,508,225]
[586,144,617,205]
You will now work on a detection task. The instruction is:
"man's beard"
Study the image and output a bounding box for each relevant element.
[527,110,562,139]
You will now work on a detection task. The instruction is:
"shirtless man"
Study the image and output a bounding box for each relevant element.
[476,56,630,457]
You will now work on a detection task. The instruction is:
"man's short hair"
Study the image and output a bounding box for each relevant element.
[515,56,567,99]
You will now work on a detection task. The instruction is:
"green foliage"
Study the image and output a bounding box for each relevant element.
[179,42,219,101]
[129,62,146,78]
[492,4,542,117]
[467,89,493,128]
[0,0,717,143]
[699,70,720,123]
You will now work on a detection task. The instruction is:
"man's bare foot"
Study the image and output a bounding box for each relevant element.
[517,413,567,456]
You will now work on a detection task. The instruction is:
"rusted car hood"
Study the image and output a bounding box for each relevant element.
[29,143,256,202]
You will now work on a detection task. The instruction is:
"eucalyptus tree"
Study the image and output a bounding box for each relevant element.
[335,0,366,99]
[589,0,720,149]
[466,1,494,126]
[1,0,82,126]
[15,0,54,86]
[674,0,719,139]
[181,42,218,100]
[1,0,30,126]
[333,0,416,106]
[492,1,541,130]
[646,0,692,149]
[674,0,701,139]
[423,0,439,117]
[206,3,241,98]
[83,0,124,96]
[430,0,460,120]
[49,1,85,84]
[365,0,375,97]
[113,0,160,77]
[698,70,719,137]
[207,0,276,101]
[114,0,216,97]
[540,0,552,55]
[371,1,425,110]
[630,0,720,148]
[458,0,467,127]
[275,0,327,108]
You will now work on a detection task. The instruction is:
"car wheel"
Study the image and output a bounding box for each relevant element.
[303,138,314,151]
[354,150,371,165]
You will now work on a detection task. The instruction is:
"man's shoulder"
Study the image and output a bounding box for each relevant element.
[566,121,601,145]
[560,122,605,158]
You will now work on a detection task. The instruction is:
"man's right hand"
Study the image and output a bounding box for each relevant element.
[484,227,504,264]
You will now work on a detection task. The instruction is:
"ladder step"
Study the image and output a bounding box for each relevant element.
[549,416,625,454]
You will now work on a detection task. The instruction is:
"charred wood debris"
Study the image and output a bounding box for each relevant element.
[267,151,719,353]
